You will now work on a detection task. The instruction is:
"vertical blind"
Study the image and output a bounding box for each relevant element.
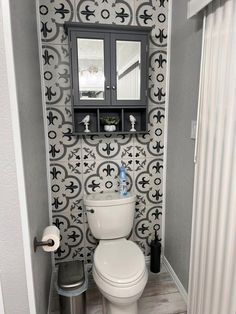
[188,0,213,17]
[188,0,236,313]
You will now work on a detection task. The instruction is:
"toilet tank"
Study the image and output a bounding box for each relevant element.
[84,192,136,240]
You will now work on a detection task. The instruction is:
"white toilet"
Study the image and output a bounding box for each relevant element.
[84,192,148,314]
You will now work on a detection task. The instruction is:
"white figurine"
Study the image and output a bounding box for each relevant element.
[129,114,136,132]
[78,114,90,133]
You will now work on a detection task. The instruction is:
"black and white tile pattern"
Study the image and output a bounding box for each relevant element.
[76,0,134,25]
[42,45,71,106]
[38,0,168,262]
[135,0,168,48]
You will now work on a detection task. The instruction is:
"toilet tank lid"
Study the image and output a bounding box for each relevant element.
[84,192,136,206]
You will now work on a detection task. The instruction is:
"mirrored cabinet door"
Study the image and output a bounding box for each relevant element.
[70,31,111,106]
[77,38,105,100]
[111,33,148,106]
[116,40,141,100]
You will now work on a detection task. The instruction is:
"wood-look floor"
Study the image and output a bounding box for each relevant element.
[87,267,187,314]
[50,266,187,314]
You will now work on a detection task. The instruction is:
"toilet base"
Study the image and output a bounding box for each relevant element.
[105,298,138,314]
[93,263,148,314]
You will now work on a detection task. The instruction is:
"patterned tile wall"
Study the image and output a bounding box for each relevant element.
[38,0,168,263]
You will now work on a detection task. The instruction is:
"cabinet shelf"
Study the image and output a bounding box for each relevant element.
[66,22,151,135]
[73,105,147,109]
[73,108,148,134]
[72,131,148,136]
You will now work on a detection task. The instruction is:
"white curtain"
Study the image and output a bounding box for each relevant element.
[188,0,213,17]
[188,0,236,313]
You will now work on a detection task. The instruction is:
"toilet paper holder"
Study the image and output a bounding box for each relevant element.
[34,237,54,252]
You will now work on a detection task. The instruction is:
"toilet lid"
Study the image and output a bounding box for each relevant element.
[94,239,145,284]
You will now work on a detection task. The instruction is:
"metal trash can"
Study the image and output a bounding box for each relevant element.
[57,260,88,314]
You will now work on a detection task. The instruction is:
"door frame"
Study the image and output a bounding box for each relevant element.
[1,0,37,312]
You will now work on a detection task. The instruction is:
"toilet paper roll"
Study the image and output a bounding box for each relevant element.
[41,226,60,252]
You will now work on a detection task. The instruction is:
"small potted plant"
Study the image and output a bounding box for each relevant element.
[100,116,120,132]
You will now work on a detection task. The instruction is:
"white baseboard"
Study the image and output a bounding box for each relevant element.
[145,255,150,267]
[0,277,5,314]
[47,269,57,314]
[162,256,188,304]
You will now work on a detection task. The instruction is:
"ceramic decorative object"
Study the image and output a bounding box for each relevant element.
[100,116,120,132]
[78,114,91,132]
[129,115,136,132]
[104,125,116,132]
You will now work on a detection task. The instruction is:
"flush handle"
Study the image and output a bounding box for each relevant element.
[86,208,95,214]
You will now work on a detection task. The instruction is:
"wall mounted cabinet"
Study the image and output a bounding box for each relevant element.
[65,23,151,135]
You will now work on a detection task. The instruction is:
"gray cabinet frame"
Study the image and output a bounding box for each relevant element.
[65,22,151,135]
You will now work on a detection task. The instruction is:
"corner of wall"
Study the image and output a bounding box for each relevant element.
[162,0,173,254]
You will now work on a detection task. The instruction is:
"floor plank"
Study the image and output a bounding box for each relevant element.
[86,282,103,306]
[87,304,103,314]
[142,271,179,298]
[138,292,187,314]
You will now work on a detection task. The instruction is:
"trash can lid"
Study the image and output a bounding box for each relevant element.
[58,260,85,290]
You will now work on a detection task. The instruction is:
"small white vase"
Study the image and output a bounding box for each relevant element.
[104,125,116,132]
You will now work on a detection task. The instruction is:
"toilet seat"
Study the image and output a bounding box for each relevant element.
[93,239,146,286]
[93,264,148,299]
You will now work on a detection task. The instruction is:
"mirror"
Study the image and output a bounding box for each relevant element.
[77,38,105,100]
[116,40,141,100]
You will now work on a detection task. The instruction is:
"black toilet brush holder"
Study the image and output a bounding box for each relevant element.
[150,230,161,273]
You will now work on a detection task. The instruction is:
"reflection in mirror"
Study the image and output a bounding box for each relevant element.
[77,38,105,100]
[116,41,141,100]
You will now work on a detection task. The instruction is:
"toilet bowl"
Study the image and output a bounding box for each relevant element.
[92,239,148,314]
[84,192,148,314]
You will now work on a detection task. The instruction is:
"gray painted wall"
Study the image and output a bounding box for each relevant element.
[9,0,51,312]
[165,0,202,291]
[0,0,51,313]
[0,3,30,312]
